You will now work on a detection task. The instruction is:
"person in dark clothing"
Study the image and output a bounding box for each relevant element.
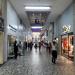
[23,41,27,55]
[23,41,27,50]
[51,41,57,64]
[26,41,27,49]
[30,41,33,51]
[28,42,30,50]
[34,43,37,49]
[39,42,41,51]
[48,42,52,53]
[14,40,18,59]
[18,41,22,56]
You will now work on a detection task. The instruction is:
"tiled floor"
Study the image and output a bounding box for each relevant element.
[0,47,75,75]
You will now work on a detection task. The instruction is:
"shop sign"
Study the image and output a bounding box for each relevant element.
[62,25,71,33]
[9,25,17,32]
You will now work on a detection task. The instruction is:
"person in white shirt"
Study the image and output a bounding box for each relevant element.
[51,41,57,64]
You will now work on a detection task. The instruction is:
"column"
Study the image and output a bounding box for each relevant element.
[47,25,52,42]
[2,0,7,62]
[0,0,7,64]
[73,0,75,63]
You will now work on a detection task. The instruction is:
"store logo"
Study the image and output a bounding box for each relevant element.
[63,25,71,33]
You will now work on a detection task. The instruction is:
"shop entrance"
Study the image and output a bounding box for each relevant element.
[7,35,16,59]
[0,32,4,64]
[61,33,74,60]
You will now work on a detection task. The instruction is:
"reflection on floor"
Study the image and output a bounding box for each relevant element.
[0,47,75,75]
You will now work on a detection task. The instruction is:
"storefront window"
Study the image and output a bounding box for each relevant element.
[62,36,68,54]
[68,35,74,57]
[61,34,74,60]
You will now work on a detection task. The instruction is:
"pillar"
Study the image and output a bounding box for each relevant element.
[73,0,75,63]
[0,0,7,64]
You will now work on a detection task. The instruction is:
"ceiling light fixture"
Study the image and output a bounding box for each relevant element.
[31,26,42,29]
[25,6,51,10]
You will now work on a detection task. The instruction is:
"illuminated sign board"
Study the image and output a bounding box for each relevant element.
[9,25,17,32]
[63,25,71,33]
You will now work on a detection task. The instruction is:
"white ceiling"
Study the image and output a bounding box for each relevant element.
[9,0,73,28]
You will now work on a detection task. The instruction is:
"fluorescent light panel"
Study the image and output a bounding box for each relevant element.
[31,26,42,29]
[25,6,51,10]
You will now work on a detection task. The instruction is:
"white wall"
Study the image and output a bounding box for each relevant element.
[7,1,25,41]
[7,1,20,36]
[54,4,73,36]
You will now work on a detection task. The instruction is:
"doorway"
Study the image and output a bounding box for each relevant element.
[61,33,74,60]
[0,32,4,64]
[7,35,16,59]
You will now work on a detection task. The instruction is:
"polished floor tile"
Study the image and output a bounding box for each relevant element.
[0,47,75,75]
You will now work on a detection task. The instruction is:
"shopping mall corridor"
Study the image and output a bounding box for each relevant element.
[0,47,75,75]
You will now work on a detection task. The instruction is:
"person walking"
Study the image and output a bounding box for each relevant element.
[28,42,30,50]
[30,41,33,51]
[18,41,23,56]
[14,40,18,59]
[48,42,52,53]
[23,41,27,55]
[34,43,37,50]
[23,41,27,50]
[39,42,41,52]
[51,41,57,64]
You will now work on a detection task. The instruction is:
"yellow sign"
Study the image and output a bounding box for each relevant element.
[63,25,71,33]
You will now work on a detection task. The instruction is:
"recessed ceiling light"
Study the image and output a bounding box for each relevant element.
[31,26,42,29]
[25,6,51,10]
